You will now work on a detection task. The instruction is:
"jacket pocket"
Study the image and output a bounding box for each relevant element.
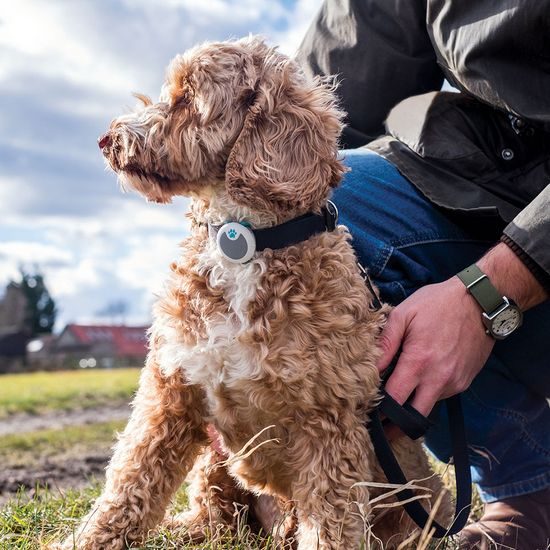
[386,91,505,184]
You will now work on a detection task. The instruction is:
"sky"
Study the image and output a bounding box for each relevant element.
[0,0,320,330]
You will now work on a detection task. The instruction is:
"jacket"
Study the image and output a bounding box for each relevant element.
[297,0,550,290]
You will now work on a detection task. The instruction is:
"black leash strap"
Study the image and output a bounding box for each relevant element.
[368,396,472,537]
[358,262,472,537]
[377,354,434,441]
[378,390,433,441]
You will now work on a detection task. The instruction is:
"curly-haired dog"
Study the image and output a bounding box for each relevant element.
[60,36,452,549]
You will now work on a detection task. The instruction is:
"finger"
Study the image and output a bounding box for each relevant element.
[376,309,406,373]
[409,384,441,418]
[383,356,419,406]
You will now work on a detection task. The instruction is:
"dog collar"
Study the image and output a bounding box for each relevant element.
[208,200,338,263]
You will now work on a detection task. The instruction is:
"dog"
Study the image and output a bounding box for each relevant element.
[59,36,452,549]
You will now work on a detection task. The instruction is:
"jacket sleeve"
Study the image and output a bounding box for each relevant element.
[502,185,550,293]
[296,0,444,148]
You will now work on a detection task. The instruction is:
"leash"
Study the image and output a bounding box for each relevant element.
[359,264,472,538]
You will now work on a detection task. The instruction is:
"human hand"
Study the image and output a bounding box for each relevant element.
[376,276,496,418]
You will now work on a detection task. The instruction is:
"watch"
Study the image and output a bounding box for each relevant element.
[457,264,523,340]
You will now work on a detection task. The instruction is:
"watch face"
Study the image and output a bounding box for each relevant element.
[492,306,522,337]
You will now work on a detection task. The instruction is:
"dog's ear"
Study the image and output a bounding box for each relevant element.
[225,52,345,218]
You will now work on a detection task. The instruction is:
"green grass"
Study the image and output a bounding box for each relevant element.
[0,439,475,549]
[0,420,126,467]
[0,459,475,550]
[0,369,478,548]
[0,485,103,550]
[0,482,466,549]
[0,485,280,549]
[0,368,140,418]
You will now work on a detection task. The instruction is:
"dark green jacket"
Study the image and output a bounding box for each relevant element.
[297,0,550,289]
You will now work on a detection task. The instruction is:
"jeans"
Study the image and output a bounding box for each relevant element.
[333,148,550,503]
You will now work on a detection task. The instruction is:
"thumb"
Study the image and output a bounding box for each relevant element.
[376,308,406,373]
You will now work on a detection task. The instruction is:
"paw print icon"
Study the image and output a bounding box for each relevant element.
[217,222,256,263]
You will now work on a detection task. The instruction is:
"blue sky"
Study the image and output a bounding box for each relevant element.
[0,0,319,329]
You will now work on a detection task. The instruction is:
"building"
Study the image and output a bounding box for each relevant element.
[0,283,30,371]
[0,282,27,333]
[51,324,149,369]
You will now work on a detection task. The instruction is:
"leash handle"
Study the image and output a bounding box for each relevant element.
[358,263,472,536]
[368,395,472,538]
[378,390,434,440]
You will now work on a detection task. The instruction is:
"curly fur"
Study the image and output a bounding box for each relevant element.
[56,36,452,550]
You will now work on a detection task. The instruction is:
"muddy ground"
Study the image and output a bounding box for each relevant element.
[0,456,108,505]
[0,406,130,506]
[0,405,130,438]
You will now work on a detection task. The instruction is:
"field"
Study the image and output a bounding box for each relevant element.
[0,369,476,549]
[0,484,275,549]
[0,368,139,418]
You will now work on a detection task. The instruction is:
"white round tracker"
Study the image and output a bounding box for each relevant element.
[216,222,256,263]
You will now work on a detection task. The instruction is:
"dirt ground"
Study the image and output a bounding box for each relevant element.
[0,404,130,437]
[0,406,130,505]
[0,456,107,505]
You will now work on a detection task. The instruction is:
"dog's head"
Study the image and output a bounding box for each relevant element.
[99,36,345,220]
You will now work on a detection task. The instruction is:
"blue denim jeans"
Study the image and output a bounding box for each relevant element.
[333,148,550,503]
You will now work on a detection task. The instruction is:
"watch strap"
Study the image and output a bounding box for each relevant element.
[457,264,504,315]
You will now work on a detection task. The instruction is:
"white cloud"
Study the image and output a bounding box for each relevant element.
[115,235,180,292]
[0,0,319,329]
[49,258,102,298]
[276,0,319,55]
[0,241,71,266]
[0,2,136,95]
[130,0,288,22]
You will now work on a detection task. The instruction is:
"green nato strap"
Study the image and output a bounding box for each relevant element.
[457,264,504,314]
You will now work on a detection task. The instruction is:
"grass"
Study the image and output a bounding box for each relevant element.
[0,369,480,548]
[0,484,280,549]
[0,466,478,549]
[0,483,468,549]
[0,420,127,467]
[1,485,102,550]
[0,368,140,418]
[0,461,477,549]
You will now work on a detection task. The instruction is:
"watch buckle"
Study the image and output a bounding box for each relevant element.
[482,296,511,322]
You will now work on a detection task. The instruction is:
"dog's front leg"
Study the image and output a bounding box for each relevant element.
[58,358,207,550]
[292,427,373,550]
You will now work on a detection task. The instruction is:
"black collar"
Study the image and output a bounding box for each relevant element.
[208,200,338,253]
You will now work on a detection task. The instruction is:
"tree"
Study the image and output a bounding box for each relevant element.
[19,268,57,336]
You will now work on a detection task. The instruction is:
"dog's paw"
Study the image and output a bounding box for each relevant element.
[47,530,127,550]
[43,539,82,550]
[163,510,207,542]
[44,540,84,550]
[163,509,235,544]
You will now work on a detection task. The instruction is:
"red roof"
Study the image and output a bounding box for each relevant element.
[65,324,149,357]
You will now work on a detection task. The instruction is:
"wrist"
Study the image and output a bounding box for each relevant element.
[447,275,495,338]
[500,235,550,295]
[456,259,524,340]
[477,243,547,311]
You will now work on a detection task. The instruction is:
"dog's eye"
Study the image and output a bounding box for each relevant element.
[181,90,193,104]
[169,90,194,114]
[243,89,257,108]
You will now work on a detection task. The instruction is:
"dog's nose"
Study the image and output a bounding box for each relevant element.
[98,132,112,150]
